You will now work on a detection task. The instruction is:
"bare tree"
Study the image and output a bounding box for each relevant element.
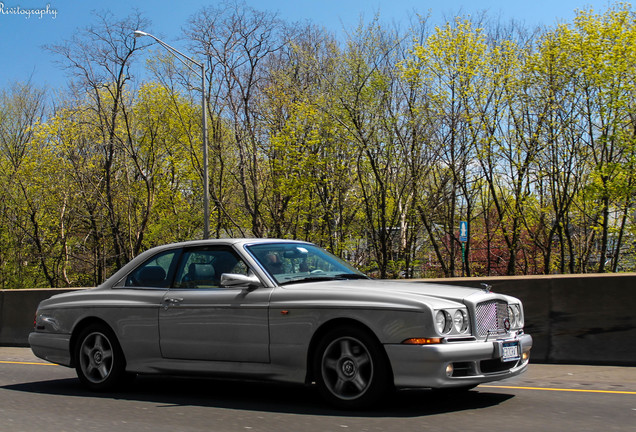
[186,1,286,236]
[47,10,150,272]
[0,82,49,287]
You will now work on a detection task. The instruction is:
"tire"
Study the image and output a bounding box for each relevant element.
[74,324,130,391]
[313,326,391,409]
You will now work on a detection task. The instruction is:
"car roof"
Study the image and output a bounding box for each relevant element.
[157,238,310,247]
[140,238,313,255]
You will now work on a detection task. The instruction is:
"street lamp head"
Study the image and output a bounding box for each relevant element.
[133,30,150,38]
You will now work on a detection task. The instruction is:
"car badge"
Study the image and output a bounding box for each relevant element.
[480,283,492,293]
[503,318,511,331]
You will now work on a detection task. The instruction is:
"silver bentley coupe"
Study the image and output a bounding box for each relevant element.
[30,239,532,409]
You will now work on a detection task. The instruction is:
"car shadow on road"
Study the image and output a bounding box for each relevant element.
[2,375,515,417]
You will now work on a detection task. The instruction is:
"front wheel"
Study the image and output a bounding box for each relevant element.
[313,326,392,409]
[75,324,130,391]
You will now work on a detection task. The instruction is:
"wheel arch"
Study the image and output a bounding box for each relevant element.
[69,317,121,368]
[304,317,394,385]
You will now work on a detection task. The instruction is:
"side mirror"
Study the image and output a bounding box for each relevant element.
[220,273,262,289]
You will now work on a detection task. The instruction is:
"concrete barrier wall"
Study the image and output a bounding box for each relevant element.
[0,288,79,346]
[1,273,635,365]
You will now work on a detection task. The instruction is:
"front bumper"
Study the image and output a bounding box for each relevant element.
[385,333,533,389]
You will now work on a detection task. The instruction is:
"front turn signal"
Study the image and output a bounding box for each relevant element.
[402,338,443,345]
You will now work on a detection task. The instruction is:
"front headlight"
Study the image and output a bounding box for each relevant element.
[435,310,451,334]
[453,309,469,333]
[508,304,523,329]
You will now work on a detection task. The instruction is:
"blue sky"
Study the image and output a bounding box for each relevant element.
[0,0,620,90]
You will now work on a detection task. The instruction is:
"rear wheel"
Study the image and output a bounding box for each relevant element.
[75,324,130,390]
[314,326,391,409]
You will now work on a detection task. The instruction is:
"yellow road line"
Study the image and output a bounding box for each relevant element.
[0,360,58,366]
[2,360,634,395]
[481,385,636,395]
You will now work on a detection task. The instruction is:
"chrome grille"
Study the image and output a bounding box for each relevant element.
[475,300,509,337]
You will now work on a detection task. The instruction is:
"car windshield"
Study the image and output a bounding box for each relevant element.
[246,243,368,285]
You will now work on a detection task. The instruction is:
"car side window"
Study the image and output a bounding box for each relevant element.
[173,247,248,289]
[125,250,178,288]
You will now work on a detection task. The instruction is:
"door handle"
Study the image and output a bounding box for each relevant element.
[163,297,183,310]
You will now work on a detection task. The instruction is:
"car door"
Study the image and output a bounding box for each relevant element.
[118,248,182,361]
[158,245,272,363]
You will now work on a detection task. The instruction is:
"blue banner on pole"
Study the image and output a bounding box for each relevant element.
[459,221,468,242]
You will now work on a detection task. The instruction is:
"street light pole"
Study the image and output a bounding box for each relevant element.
[134,30,210,239]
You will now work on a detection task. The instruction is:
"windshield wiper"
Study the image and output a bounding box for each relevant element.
[279,273,369,285]
[334,273,369,280]
[280,276,338,285]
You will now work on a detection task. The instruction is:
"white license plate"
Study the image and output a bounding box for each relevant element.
[502,341,520,362]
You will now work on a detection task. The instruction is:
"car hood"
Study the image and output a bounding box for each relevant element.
[273,278,504,311]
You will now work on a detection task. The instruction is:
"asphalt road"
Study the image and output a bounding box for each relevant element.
[1,347,634,432]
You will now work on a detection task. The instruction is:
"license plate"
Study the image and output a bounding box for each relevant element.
[502,341,520,362]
